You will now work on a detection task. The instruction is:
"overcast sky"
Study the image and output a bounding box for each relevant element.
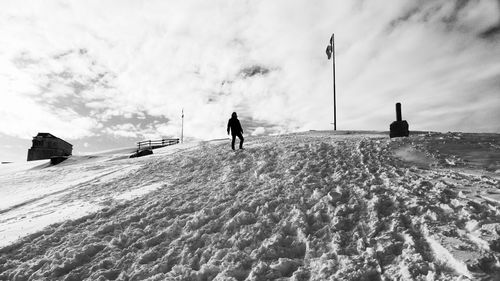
[1,0,499,162]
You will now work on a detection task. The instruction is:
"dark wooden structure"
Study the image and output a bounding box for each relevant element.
[137,138,179,150]
[390,103,410,138]
[130,149,153,158]
[50,156,69,165]
[129,138,179,159]
[27,133,73,161]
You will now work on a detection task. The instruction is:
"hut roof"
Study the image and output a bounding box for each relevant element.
[34,133,73,147]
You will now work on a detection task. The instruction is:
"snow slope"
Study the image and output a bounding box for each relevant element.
[0,131,499,280]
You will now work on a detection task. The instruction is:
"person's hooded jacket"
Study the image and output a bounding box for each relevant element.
[227,112,243,135]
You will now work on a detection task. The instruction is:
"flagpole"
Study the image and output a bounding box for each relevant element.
[181,109,184,143]
[332,33,336,131]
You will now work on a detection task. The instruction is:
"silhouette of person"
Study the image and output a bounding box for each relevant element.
[227,112,244,150]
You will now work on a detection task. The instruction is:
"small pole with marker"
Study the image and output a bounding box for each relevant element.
[181,108,184,143]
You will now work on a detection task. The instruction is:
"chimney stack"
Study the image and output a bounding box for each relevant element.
[396,103,402,122]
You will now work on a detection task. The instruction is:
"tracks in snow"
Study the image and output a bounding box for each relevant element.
[1,133,499,280]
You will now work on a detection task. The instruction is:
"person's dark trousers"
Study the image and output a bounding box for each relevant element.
[231,133,244,150]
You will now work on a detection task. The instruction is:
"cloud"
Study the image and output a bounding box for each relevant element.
[239,65,272,78]
[103,123,139,139]
[251,127,266,136]
[1,0,499,163]
[0,91,99,139]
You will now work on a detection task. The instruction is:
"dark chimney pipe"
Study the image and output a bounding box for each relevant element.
[396,102,402,122]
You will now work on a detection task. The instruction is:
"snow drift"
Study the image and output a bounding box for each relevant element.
[0,131,499,280]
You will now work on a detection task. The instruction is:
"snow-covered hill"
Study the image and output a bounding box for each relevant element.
[0,131,499,280]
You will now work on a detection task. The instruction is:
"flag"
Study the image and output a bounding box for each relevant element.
[326,33,334,60]
[326,45,332,60]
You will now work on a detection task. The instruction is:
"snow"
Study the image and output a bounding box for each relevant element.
[0,131,499,280]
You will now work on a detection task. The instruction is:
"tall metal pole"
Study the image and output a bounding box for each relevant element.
[332,33,336,131]
[181,108,184,143]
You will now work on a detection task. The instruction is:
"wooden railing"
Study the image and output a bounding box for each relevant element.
[137,138,180,150]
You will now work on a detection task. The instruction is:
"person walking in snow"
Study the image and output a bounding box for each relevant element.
[227,112,244,150]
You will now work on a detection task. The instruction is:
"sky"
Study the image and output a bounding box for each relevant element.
[1,0,499,162]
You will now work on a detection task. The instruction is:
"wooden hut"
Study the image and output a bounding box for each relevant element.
[27,133,73,161]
